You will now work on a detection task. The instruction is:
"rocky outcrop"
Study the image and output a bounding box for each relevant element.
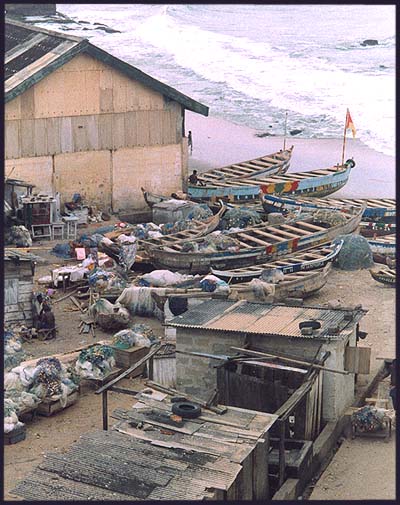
[360,39,378,46]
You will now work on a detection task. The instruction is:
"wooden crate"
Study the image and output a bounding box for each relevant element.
[5,424,26,445]
[111,345,149,375]
[80,367,123,391]
[37,390,79,417]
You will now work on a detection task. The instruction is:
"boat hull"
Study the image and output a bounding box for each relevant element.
[369,268,396,286]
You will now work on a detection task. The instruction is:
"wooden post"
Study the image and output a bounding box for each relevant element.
[278,419,286,487]
[148,356,154,381]
[102,390,108,431]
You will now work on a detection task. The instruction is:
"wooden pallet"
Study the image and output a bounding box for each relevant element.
[36,390,79,417]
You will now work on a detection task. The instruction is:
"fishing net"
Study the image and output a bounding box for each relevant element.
[333,234,374,270]
[112,324,158,349]
[51,243,73,258]
[116,287,166,320]
[181,232,241,253]
[76,344,116,380]
[351,405,386,432]
[311,209,348,227]
[249,278,276,301]
[88,298,131,331]
[219,208,262,230]
[260,267,285,283]
[4,330,25,372]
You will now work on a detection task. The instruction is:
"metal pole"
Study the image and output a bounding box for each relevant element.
[283,111,288,151]
[102,390,108,431]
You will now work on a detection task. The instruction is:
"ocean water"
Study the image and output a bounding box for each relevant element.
[28,4,395,157]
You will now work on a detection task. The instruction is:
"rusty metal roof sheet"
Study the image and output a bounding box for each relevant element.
[168,299,367,340]
[5,19,209,116]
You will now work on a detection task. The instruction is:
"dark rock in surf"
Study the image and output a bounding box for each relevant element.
[289,129,302,136]
[255,132,274,138]
[361,39,378,46]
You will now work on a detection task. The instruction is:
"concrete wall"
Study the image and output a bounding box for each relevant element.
[5,53,188,210]
[175,328,247,400]
[175,328,356,420]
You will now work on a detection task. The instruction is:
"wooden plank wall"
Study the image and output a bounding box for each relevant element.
[4,262,33,325]
[5,54,183,160]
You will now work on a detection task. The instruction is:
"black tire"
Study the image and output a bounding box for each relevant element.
[299,320,321,330]
[172,401,202,419]
[345,158,356,168]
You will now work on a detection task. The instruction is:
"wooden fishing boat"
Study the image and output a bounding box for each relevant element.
[188,162,354,203]
[138,202,227,250]
[229,263,332,302]
[146,205,364,274]
[210,240,343,283]
[369,267,396,286]
[140,188,186,209]
[198,146,294,184]
[359,221,396,238]
[367,235,396,264]
[262,194,396,222]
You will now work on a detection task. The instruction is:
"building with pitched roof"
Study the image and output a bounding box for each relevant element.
[5,19,208,212]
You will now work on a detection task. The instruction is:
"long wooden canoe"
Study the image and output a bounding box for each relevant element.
[146,205,364,274]
[138,202,227,250]
[198,146,294,184]
[188,162,354,203]
[359,221,396,238]
[210,240,343,283]
[369,267,396,286]
[229,263,332,302]
[367,235,396,265]
[262,194,396,222]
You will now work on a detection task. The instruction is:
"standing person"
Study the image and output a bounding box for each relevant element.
[188,130,193,155]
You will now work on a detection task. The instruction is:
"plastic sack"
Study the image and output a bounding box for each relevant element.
[139,270,192,287]
[260,267,285,283]
[249,278,276,301]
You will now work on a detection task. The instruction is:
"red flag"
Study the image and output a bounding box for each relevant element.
[345,109,356,138]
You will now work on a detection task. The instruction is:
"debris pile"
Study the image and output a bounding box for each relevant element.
[5,225,32,247]
[112,324,158,349]
[75,344,116,380]
[181,232,241,253]
[351,405,386,432]
[219,208,262,230]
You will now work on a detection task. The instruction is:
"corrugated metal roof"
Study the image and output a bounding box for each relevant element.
[168,300,367,340]
[4,249,42,262]
[4,19,209,116]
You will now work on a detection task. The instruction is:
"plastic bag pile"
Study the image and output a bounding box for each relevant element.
[116,287,166,320]
[138,270,194,287]
[75,344,116,380]
[181,232,241,253]
[333,234,374,270]
[200,274,230,294]
[4,357,79,433]
[219,208,262,230]
[112,324,159,349]
[87,298,130,331]
[5,225,33,247]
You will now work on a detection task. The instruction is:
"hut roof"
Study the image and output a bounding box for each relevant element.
[167,299,367,340]
[5,18,209,116]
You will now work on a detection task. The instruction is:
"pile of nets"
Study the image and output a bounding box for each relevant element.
[112,324,158,349]
[219,208,262,230]
[249,278,276,301]
[260,267,285,283]
[181,232,241,253]
[87,298,130,331]
[186,203,213,221]
[311,209,348,227]
[130,223,163,240]
[351,405,386,432]
[116,287,166,320]
[333,234,374,270]
[4,356,80,432]
[75,344,115,380]
[51,243,72,258]
[4,330,25,372]
[5,225,32,247]
[200,274,230,294]
[161,219,200,235]
[138,270,194,287]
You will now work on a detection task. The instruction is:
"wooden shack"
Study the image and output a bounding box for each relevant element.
[4,250,37,326]
[5,19,208,212]
[11,387,278,500]
[168,299,369,423]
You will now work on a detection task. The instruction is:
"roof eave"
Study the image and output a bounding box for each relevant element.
[5,39,89,103]
[85,43,209,116]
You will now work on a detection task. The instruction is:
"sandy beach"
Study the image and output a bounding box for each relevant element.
[186,111,395,199]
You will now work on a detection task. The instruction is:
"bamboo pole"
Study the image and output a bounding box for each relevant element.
[230,346,349,375]
[341,110,348,167]
[283,111,288,151]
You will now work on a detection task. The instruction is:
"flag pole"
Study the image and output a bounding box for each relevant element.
[283,111,288,151]
[341,110,348,167]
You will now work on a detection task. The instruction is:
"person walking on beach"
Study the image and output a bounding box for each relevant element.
[188,130,193,154]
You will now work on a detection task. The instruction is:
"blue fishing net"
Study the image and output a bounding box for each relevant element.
[51,243,72,258]
[219,208,261,230]
[333,234,374,270]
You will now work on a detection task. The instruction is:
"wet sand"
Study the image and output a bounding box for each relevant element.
[186,111,395,199]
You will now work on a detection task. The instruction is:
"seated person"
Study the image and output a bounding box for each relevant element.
[188,170,205,186]
[39,304,56,338]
